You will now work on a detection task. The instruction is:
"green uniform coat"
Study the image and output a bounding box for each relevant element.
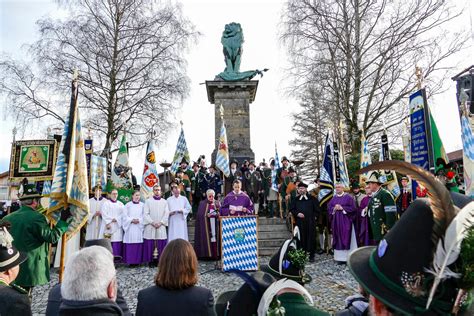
[367,187,397,242]
[278,293,330,316]
[4,205,68,287]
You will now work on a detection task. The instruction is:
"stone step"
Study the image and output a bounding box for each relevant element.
[187,217,287,225]
[189,225,288,233]
[258,238,288,248]
[258,231,291,240]
[257,224,288,232]
[258,247,278,256]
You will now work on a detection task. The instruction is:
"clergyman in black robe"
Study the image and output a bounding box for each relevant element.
[290,182,319,262]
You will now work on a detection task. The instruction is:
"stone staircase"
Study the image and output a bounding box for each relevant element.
[187,217,291,256]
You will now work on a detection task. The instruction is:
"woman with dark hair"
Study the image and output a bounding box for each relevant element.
[136,239,216,316]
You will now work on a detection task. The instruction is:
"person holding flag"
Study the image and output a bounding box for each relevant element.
[4,185,70,294]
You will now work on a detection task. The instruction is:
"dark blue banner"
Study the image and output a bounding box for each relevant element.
[85,139,93,191]
[409,90,430,170]
[409,89,432,199]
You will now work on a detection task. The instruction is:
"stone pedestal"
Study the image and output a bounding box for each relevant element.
[206,80,258,165]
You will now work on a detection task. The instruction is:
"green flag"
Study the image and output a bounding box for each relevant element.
[108,135,134,204]
[430,112,449,173]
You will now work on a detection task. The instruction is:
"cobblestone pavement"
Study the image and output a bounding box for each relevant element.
[31,254,359,315]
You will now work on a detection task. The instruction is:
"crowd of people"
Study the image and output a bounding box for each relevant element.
[0,157,473,315]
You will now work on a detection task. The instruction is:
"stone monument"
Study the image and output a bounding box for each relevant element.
[207,22,268,165]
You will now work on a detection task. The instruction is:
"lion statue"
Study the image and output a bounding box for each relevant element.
[222,22,244,73]
[216,22,268,81]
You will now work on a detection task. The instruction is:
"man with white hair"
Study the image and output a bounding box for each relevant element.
[60,245,121,315]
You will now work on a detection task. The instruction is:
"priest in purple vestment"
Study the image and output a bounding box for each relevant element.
[220,180,254,216]
[327,183,357,263]
[194,189,221,260]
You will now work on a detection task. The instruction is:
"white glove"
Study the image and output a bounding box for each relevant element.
[361,208,367,217]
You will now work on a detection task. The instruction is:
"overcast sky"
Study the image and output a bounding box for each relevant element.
[1,0,473,181]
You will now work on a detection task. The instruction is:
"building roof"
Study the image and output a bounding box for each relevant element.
[0,171,9,178]
[448,149,463,162]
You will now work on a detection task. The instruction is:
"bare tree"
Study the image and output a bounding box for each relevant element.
[290,85,339,178]
[281,0,466,151]
[0,0,198,154]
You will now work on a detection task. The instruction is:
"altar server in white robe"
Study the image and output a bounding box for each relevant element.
[86,185,107,240]
[166,182,191,241]
[123,190,144,265]
[102,189,124,258]
[143,185,169,265]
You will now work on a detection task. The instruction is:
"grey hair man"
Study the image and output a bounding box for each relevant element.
[60,246,122,315]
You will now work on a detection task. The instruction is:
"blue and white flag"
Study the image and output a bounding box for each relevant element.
[318,133,334,206]
[461,116,474,197]
[335,137,350,189]
[170,127,191,175]
[359,133,372,187]
[271,143,281,192]
[48,79,90,239]
[221,216,258,271]
[216,121,230,177]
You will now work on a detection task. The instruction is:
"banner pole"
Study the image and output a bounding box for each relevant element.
[59,230,67,283]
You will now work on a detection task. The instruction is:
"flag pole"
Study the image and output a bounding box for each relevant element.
[59,70,79,283]
[219,105,226,198]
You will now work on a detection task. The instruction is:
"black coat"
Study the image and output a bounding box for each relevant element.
[59,298,123,316]
[0,284,31,316]
[136,285,216,316]
[46,283,131,316]
[290,195,320,256]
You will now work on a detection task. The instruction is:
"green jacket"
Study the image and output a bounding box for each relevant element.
[4,205,68,287]
[278,293,330,316]
[367,187,397,242]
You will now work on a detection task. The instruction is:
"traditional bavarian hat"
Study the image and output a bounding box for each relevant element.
[215,271,276,316]
[352,160,474,314]
[0,221,27,272]
[18,184,42,200]
[262,227,312,284]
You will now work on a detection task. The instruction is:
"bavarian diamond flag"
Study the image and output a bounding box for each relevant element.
[109,135,134,204]
[216,120,230,177]
[48,80,90,240]
[170,126,191,175]
[140,140,160,201]
[221,216,258,271]
[359,133,372,187]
